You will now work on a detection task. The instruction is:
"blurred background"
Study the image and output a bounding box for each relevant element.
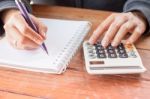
[30,0,125,12]
[31,0,55,5]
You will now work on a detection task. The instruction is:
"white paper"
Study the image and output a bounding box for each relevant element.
[0,18,90,73]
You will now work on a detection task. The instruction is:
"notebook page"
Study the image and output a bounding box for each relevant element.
[0,38,57,70]
[41,18,89,63]
[0,18,91,73]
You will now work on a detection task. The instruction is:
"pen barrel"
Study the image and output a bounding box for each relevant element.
[22,14,38,32]
[15,0,48,54]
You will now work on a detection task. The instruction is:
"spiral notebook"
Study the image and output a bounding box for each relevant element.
[0,18,91,74]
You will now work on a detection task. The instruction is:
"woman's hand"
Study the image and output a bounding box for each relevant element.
[2,9,47,50]
[89,12,147,47]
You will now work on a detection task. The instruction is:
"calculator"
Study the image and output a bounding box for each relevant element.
[83,41,146,74]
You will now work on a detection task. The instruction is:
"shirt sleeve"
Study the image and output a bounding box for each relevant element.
[0,0,31,36]
[123,0,150,35]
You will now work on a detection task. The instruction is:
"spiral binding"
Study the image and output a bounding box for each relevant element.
[52,22,91,73]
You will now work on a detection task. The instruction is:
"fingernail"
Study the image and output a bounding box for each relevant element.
[36,37,43,45]
[111,42,117,47]
[37,40,42,45]
[88,31,97,44]
[126,41,130,44]
[41,32,46,39]
[102,40,108,47]
[43,32,46,37]
[88,38,94,44]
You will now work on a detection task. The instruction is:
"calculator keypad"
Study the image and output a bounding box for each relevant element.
[84,41,146,74]
[86,42,130,59]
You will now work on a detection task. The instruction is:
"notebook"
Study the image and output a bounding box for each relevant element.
[0,18,91,74]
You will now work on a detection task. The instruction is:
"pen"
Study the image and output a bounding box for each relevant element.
[15,0,49,55]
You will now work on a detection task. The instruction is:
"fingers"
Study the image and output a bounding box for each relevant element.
[14,15,44,45]
[30,15,48,39]
[4,25,39,50]
[89,14,115,44]
[101,15,127,47]
[111,21,136,46]
[126,26,144,44]
[89,12,147,47]
[125,12,146,44]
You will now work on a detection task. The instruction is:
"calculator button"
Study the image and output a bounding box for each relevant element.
[95,43,104,48]
[125,44,133,50]
[87,46,94,50]
[107,44,114,50]
[119,53,128,58]
[118,43,124,47]
[87,49,95,54]
[107,49,115,54]
[108,53,117,58]
[95,46,104,50]
[95,42,102,45]
[86,42,91,45]
[87,44,95,49]
[128,51,137,58]
[97,41,102,44]
[97,53,106,58]
[88,48,93,52]
[117,49,126,54]
[96,50,105,54]
[97,43,102,46]
[117,43,125,50]
[89,54,96,59]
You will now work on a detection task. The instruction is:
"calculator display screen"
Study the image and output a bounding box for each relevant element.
[90,61,104,65]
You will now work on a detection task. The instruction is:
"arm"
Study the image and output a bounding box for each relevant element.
[0,0,31,12]
[0,0,31,35]
[124,0,150,35]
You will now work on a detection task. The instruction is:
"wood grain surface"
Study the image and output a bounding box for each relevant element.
[0,5,150,99]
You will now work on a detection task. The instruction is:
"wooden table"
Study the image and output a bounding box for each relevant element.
[0,5,150,99]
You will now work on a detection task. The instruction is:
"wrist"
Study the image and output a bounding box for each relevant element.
[132,11,147,25]
[132,11,148,33]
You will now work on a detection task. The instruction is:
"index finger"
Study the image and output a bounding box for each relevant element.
[89,14,115,44]
[30,15,48,39]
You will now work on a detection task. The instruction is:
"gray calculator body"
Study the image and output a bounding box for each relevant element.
[83,41,146,74]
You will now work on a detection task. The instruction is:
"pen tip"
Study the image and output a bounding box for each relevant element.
[46,52,49,55]
[45,50,49,55]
